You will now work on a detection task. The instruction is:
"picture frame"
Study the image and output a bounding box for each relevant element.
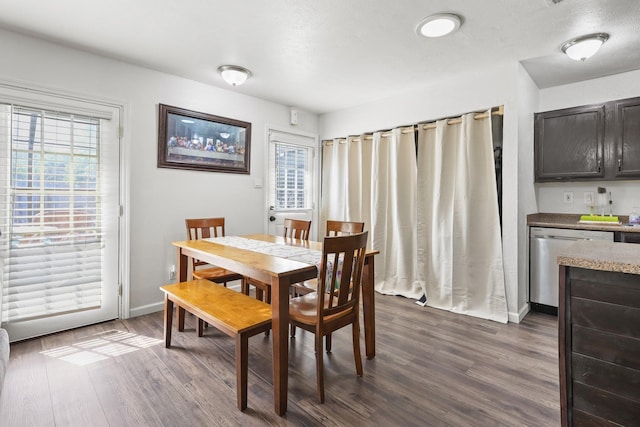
[157,103,251,174]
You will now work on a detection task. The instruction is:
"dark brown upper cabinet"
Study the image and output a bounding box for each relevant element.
[535,104,605,181]
[535,96,640,182]
[614,97,640,178]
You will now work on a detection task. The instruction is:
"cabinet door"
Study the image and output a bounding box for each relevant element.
[535,104,605,182]
[614,97,640,178]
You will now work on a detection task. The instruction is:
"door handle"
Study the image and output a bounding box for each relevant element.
[269,216,276,222]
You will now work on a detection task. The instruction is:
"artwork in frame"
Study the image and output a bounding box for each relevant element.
[157,104,251,174]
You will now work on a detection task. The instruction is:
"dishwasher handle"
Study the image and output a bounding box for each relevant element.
[531,235,578,241]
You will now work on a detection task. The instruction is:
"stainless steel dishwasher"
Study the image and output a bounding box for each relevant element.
[529,226,614,314]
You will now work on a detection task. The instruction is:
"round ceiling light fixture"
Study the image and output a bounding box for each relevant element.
[217,65,252,86]
[417,13,462,38]
[561,33,609,61]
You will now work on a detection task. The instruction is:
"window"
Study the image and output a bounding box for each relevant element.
[274,143,309,209]
[0,91,120,340]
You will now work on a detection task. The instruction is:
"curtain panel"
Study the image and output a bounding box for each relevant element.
[320,109,507,323]
[416,112,507,323]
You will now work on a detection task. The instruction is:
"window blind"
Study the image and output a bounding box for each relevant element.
[0,105,105,322]
[268,130,314,211]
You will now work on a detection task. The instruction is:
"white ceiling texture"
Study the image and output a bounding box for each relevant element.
[0,0,638,114]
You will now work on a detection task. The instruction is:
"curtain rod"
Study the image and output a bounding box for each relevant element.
[420,105,504,131]
[323,105,504,144]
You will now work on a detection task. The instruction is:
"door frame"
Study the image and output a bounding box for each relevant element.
[263,125,319,240]
[0,78,129,338]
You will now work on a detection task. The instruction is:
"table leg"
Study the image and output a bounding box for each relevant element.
[362,256,376,359]
[177,248,188,331]
[271,276,289,415]
[164,295,173,348]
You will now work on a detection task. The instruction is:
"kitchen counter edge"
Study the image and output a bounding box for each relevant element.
[527,212,640,233]
[557,240,640,275]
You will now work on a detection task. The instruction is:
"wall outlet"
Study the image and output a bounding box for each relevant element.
[563,191,574,204]
[169,265,176,280]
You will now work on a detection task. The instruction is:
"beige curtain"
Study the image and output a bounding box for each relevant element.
[416,112,507,323]
[320,128,421,298]
[370,128,420,297]
[320,111,506,321]
[320,135,371,232]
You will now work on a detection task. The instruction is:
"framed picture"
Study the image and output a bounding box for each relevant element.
[157,104,251,174]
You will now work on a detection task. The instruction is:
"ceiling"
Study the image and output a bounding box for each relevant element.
[0,0,639,114]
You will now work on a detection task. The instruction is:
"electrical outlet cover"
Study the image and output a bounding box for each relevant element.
[563,191,574,204]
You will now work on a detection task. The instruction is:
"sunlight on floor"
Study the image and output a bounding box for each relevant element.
[40,329,164,366]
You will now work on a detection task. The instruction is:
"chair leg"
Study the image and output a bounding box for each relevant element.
[326,333,332,353]
[315,331,325,403]
[241,277,249,295]
[290,324,296,338]
[236,333,249,411]
[353,321,363,377]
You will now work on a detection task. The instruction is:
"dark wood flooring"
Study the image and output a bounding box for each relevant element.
[0,294,560,426]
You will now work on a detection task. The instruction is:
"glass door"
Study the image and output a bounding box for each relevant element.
[0,101,120,341]
[266,129,318,238]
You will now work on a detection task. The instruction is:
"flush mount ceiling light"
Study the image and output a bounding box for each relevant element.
[217,65,252,86]
[416,13,462,38]
[561,33,609,61]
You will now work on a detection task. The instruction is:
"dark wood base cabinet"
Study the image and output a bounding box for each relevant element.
[559,266,640,426]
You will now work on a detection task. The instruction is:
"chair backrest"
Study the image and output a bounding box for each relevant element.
[317,231,368,323]
[326,220,365,236]
[283,218,311,240]
[185,217,226,268]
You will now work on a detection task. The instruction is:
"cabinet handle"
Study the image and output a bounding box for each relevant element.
[618,159,622,171]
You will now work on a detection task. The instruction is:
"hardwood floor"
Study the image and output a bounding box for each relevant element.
[0,295,560,426]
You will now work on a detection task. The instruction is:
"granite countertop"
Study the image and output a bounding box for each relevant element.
[528,212,640,233]
[558,240,640,275]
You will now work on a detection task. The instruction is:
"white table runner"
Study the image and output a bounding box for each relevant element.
[203,236,322,265]
[204,236,343,289]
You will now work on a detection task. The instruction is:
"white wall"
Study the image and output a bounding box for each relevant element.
[516,64,540,320]
[0,29,319,316]
[319,62,527,322]
[536,69,640,217]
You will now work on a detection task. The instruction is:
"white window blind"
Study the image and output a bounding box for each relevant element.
[0,105,106,322]
[268,131,314,211]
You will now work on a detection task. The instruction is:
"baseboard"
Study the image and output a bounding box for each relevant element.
[508,304,530,324]
[129,302,164,318]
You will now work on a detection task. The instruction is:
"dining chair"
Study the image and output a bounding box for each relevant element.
[242,218,312,303]
[288,231,369,403]
[290,220,365,342]
[292,220,365,296]
[283,218,312,240]
[185,217,243,286]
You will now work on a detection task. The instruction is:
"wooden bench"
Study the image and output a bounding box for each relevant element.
[160,279,272,411]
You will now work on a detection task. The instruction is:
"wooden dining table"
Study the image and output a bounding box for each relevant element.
[172,233,378,415]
